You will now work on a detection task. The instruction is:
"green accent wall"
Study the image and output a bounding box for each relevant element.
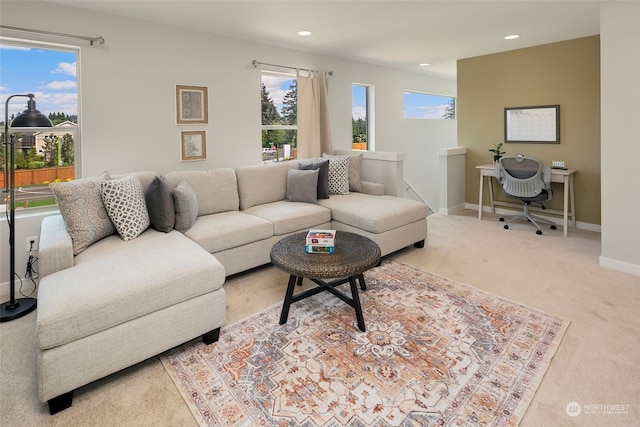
[458,35,601,225]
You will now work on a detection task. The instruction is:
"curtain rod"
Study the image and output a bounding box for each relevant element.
[0,25,104,46]
[252,60,333,76]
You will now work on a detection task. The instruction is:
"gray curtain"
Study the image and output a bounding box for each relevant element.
[297,70,333,158]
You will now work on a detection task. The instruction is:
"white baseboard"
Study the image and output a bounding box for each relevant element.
[439,203,466,215]
[599,256,640,277]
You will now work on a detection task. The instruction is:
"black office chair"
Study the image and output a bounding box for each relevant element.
[495,156,557,235]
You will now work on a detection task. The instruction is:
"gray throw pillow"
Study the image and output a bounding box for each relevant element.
[173,180,199,232]
[299,159,329,199]
[50,171,116,255]
[286,169,319,204]
[145,176,175,233]
[101,174,151,241]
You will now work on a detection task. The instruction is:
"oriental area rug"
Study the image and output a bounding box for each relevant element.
[161,261,569,426]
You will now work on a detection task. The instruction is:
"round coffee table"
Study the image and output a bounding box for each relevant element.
[270,231,381,332]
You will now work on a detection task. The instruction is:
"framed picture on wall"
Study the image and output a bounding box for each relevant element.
[504,105,560,144]
[176,85,208,124]
[180,131,207,161]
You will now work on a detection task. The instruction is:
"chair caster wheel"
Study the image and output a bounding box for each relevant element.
[499,217,505,222]
[504,225,509,229]
[536,230,542,235]
[551,225,557,230]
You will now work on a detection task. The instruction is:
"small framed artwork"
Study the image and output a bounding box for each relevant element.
[180,131,207,161]
[504,105,560,144]
[176,85,208,124]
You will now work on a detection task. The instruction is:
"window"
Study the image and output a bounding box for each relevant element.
[260,71,297,162]
[352,84,373,150]
[0,40,78,209]
[403,91,456,119]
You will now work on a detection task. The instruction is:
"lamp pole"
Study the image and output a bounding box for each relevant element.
[1,94,52,322]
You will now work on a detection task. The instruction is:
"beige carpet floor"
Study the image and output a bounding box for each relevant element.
[1,211,639,426]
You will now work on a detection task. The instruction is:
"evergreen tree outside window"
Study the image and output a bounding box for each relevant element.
[260,71,297,162]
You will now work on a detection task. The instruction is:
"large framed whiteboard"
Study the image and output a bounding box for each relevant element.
[504,105,560,144]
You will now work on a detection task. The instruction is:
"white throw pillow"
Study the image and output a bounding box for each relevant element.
[101,174,150,241]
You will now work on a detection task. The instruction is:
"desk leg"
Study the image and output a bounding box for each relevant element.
[478,174,484,220]
[488,176,495,215]
[570,174,576,230]
[563,176,569,237]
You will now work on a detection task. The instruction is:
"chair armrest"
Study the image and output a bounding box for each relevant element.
[39,215,74,278]
[360,181,384,196]
[542,166,552,187]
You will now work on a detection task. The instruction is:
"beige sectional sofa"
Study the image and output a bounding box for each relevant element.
[36,156,428,414]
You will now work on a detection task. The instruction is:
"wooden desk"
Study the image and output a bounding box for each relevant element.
[476,164,577,237]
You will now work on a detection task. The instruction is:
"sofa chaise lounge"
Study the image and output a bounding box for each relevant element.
[36,155,428,414]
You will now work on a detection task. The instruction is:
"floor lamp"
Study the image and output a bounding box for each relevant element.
[1,94,52,322]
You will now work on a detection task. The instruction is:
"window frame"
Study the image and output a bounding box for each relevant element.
[0,37,81,211]
[259,69,297,162]
[352,83,374,151]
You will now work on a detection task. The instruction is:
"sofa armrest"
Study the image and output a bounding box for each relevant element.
[360,181,384,196]
[39,215,74,278]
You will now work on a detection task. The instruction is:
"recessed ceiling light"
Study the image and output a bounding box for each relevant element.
[505,34,520,40]
[298,30,312,37]
[419,63,430,67]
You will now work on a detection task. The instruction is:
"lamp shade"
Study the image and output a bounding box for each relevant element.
[10,97,52,128]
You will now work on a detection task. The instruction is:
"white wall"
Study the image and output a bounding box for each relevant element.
[0,1,456,287]
[599,2,640,275]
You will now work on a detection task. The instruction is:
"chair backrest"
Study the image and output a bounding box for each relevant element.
[497,156,548,198]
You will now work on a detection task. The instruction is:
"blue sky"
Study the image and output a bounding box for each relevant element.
[403,91,452,119]
[0,43,77,121]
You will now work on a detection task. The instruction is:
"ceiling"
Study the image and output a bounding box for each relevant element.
[46,1,602,79]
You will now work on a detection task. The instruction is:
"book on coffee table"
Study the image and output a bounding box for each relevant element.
[305,229,336,254]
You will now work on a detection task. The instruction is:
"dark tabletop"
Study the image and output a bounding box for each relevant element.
[270,231,381,279]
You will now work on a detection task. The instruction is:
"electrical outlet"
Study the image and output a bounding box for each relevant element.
[26,236,39,252]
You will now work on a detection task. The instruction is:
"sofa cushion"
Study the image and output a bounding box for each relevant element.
[236,162,295,210]
[145,176,175,233]
[36,229,225,350]
[101,174,150,241]
[49,172,116,255]
[318,192,429,234]
[173,180,199,232]
[244,200,331,236]
[163,169,239,216]
[298,159,329,199]
[286,169,319,204]
[184,211,273,253]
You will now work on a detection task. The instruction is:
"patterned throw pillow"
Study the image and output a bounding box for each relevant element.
[323,153,363,192]
[50,172,116,255]
[325,155,350,195]
[101,174,150,241]
[173,180,199,232]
